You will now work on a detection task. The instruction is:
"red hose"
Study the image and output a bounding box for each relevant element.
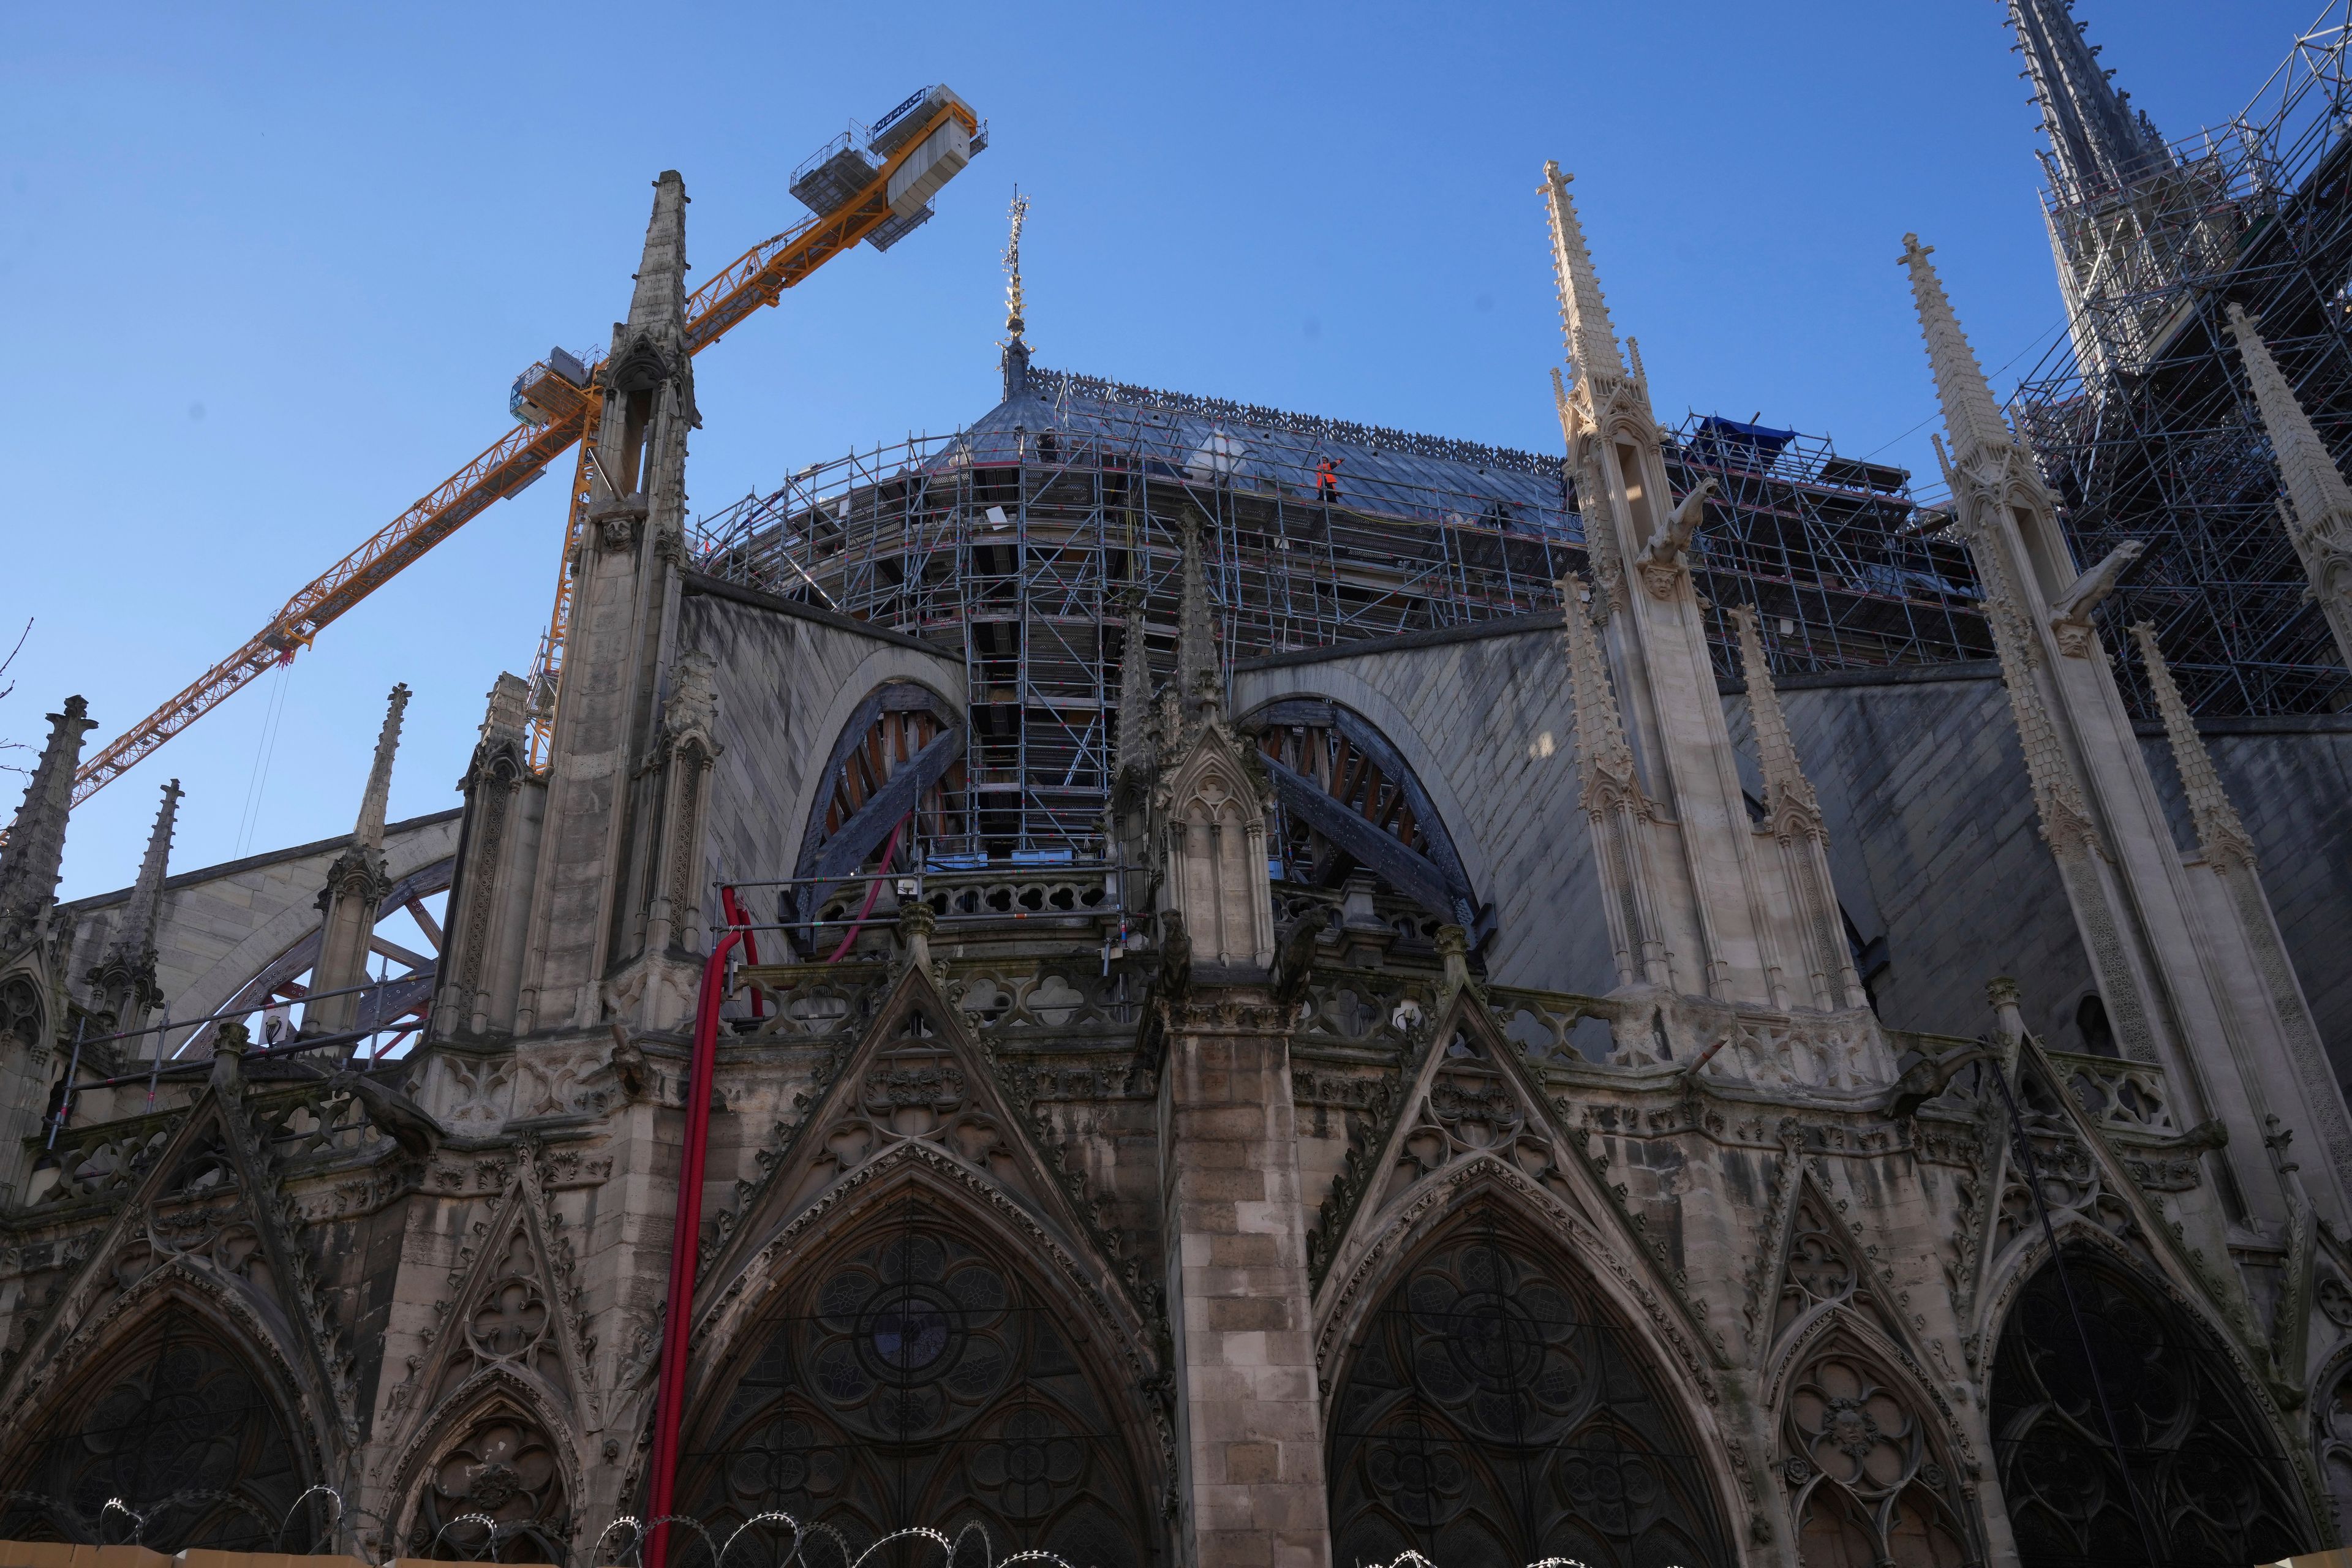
[824,816,907,964]
[645,922,743,1568]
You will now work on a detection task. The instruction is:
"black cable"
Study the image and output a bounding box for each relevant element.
[1983,1046,2164,1564]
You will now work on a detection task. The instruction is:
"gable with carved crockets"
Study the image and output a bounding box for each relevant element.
[375,1143,599,1481]
[1308,989,1725,1389]
[0,1085,360,1455]
[1959,1036,2267,1370]
[674,965,1174,1514]
[1754,1165,1935,1379]
[694,965,1137,1325]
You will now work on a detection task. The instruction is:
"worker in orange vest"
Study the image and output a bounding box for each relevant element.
[1315,456,1341,502]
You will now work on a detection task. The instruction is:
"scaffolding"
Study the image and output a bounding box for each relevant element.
[692,372,1988,859]
[2010,2,2352,717]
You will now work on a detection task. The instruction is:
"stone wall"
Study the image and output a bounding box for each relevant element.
[1233,619,1617,997]
[678,575,965,944]
[58,810,460,1055]
[1720,665,2097,1046]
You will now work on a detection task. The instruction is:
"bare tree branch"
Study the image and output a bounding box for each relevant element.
[0,617,34,777]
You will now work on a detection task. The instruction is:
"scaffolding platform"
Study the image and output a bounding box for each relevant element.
[691,369,1988,861]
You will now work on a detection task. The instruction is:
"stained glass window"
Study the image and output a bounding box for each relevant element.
[1991,1248,2307,1567]
[0,1306,312,1552]
[677,1196,1153,1568]
[1326,1211,1731,1568]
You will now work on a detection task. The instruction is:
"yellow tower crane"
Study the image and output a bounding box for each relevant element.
[67,85,982,804]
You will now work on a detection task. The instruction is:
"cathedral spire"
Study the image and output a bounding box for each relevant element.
[2226,303,2352,669]
[1001,187,1031,401]
[1174,513,1220,722]
[1540,162,1626,393]
[2131,623,2256,870]
[304,684,405,1040]
[0,695,96,956]
[108,779,180,970]
[1732,610,1820,833]
[627,171,690,341]
[1115,582,1155,778]
[354,684,411,853]
[87,778,179,1028]
[2009,0,2167,204]
[1900,235,2018,468]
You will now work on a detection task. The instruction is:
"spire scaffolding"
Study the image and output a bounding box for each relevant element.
[2008,0,2168,206]
[2006,14,2352,718]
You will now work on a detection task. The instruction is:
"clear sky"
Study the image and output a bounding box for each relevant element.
[1,0,2322,900]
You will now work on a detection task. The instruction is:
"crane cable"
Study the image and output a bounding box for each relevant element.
[233,656,296,859]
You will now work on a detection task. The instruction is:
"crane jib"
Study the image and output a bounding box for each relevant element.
[69,91,979,806]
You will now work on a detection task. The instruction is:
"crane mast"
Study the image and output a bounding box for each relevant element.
[69,88,981,806]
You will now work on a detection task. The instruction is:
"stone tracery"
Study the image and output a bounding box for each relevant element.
[678,1199,1150,1568]
[1325,1210,1732,1568]
[1989,1248,2304,1567]
[405,1406,574,1564]
[0,1305,311,1553]
[1777,1346,1973,1567]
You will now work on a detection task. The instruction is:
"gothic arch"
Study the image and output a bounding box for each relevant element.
[1311,998,1723,1419]
[673,1174,1161,1568]
[689,974,1155,1388]
[0,1098,355,1491]
[0,1287,320,1552]
[789,680,965,936]
[375,1167,598,1520]
[1988,1242,2313,1566]
[1321,1198,1738,1568]
[388,1377,582,1566]
[1159,727,1273,968]
[1763,1314,1982,1567]
[1,965,46,1054]
[2308,1333,2352,1542]
[1238,697,1482,936]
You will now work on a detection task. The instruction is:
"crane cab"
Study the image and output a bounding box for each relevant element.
[510,346,590,427]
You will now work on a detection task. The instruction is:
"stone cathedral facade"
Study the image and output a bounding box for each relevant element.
[7,83,2352,1568]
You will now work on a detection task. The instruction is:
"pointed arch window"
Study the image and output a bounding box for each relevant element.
[0,1305,313,1552]
[677,1194,1152,1568]
[1778,1345,1975,1567]
[1990,1247,2309,1566]
[1326,1208,1732,1568]
[407,1408,573,1564]
[2,973,43,1052]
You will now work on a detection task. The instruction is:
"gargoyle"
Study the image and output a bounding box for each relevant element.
[1157,910,1193,1003]
[608,1021,653,1101]
[1272,918,1322,1008]
[2048,539,2144,654]
[1643,478,1716,568]
[327,1069,444,1158]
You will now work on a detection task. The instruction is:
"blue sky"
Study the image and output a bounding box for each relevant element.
[1,0,2321,899]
